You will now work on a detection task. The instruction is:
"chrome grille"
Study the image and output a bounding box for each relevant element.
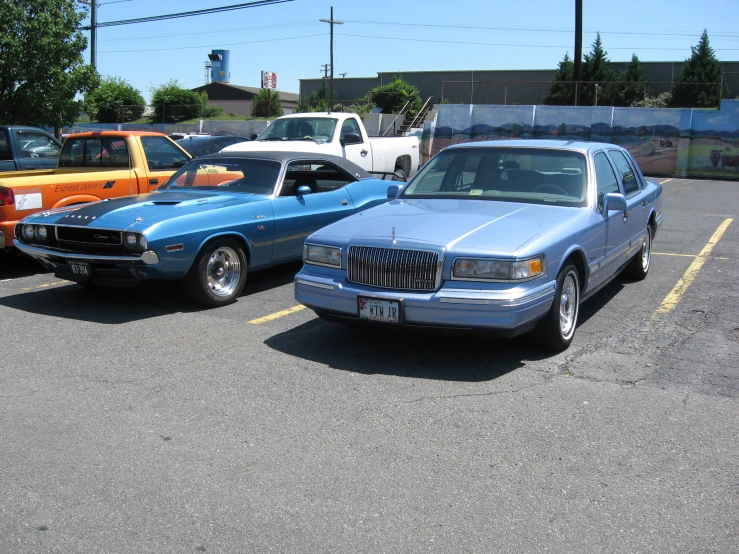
[347,246,440,291]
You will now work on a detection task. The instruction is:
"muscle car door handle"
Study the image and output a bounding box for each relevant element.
[341,199,348,206]
[360,149,368,156]
[149,178,158,185]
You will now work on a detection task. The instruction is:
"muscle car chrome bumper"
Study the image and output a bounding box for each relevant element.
[13,240,160,265]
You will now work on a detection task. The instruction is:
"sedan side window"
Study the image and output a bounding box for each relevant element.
[608,150,640,195]
[594,152,620,212]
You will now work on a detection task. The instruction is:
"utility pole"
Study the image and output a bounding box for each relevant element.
[78,0,97,70]
[574,0,582,106]
[319,7,343,106]
[320,64,330,78]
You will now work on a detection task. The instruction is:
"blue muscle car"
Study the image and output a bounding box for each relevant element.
[14,152,397,306]
[294,140,664,351]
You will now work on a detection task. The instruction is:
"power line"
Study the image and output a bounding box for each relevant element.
[98,20,316,42]
[83,0,294,30]
[98,32,326,53]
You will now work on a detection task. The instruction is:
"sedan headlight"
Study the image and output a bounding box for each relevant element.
[304,243,342,268]
[22,224,35,241]
[453,256,545,281]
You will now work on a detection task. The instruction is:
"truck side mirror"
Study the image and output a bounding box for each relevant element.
[340,133,362,147]
[250,134,258,141]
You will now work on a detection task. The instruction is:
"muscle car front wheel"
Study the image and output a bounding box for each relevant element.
[184,238,247,306]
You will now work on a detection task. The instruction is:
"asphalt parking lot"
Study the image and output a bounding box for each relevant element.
[1,177,737,553]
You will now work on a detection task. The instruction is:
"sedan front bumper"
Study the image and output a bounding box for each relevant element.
[295,270,556,335]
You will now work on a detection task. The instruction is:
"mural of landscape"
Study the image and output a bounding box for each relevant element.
[424,99,739,180]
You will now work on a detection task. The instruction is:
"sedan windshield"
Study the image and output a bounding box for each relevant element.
[159,157,281,195]
[257,117,337,143]
[403,148,588,207]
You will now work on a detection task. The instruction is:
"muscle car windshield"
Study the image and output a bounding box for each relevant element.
[158,157,281,194]
[402,148,589,207]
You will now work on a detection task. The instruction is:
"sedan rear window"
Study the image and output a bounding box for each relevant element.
[403,148,588,207]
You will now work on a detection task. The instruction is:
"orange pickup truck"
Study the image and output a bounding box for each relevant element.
[0,131,191,252]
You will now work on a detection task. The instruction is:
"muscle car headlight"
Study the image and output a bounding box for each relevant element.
[137,234,148,251]
[304,243,342,268]
[22,224,35,241]
[453,256,545,281]
[35,225,48,241]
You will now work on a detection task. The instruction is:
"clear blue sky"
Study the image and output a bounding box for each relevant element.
[81,0,739,102]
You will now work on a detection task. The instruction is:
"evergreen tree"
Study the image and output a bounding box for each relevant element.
[251,89,283,118]
[671,30,728,108]
[296,79,330,112]
[542,53,575,105]
[580,33,617,106]
[618,54,650,107]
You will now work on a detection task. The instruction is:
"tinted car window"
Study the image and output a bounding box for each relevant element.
[594,152,621,211]
[140,136,190,170]
[159,157,281,195]
[0,130,11,161]
[17,132,61,159]
[59,137,130,168]
[608,150,640,195]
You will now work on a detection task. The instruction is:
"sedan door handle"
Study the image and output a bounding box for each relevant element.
[623,211,630,219]
[642,200,648,208]
[360,149,368,156]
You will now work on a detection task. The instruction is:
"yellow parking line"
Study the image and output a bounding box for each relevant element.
[652,252,728,260]
[248,304,306,324]
[652,218,733,318]
[660,178,673,184]
[20,281,65,291]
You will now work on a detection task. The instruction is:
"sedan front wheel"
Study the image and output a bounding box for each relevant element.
[184,238,247,306]
[535,263,580,351]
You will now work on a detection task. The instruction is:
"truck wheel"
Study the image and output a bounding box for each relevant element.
[392,168,407,182]
[183,238,247,306]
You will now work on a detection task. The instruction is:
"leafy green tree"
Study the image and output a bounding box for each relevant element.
[616,54,650,107]
[580,33,617,106]
[671,30,728,108]
[0,0,99,130]
[149,80,207,123]
[297,79,331,113]
[367,76,422,116]
[631,92,672,108]
[542,53,575,105]
[251,88,283,118]
[85,76,145,122]
[203,104,225,118]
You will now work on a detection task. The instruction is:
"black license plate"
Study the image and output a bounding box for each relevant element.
[68,260,92,278]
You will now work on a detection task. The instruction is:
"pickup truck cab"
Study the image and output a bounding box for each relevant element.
[0,126,62,171]
[0,131,191,252]
[223,112,420,181]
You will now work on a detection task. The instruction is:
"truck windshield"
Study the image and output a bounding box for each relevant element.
[401,148,588,208]
[158,157,282,195]
[258,117,337,144]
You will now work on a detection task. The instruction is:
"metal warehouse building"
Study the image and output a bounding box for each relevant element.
[300,62,739,106]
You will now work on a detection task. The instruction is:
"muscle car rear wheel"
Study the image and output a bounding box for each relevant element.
[535,263,580,351]
[623,224,652,281]
[184,238,247,306]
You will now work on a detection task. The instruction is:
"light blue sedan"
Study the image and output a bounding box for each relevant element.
[294,140,664,350]
[14,152,396,306]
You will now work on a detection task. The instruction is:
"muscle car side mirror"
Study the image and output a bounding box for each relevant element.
[387,184,403,199]
[296,185,312,196]
[602,192,627,214]
[340,133,362,147]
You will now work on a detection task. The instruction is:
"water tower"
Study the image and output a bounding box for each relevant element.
[207,50,231,84]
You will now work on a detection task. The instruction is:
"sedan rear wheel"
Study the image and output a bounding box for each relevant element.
[624,224,652,281]
[535,263,580,351]
[184,238,247,306]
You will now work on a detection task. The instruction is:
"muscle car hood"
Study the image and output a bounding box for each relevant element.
[313,198,580,254]
[25,190,269,230]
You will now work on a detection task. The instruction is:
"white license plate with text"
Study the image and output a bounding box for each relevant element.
[358,296,401,324]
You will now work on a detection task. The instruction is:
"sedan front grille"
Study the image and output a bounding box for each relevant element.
[347,246,441,291]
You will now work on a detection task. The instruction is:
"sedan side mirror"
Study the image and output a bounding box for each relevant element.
[340,133,362,147]
[602,192,627,214]
[387,184,403,199]
[296,185,312,196]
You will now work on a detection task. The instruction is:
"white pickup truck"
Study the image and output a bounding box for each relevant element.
[222,113,420,181]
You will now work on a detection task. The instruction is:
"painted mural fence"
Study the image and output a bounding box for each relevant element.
[421,99,739,179]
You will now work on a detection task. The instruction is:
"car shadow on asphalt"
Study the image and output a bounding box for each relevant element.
[0,261,303,324]
[264,277,631,382]
[0,252,52,279]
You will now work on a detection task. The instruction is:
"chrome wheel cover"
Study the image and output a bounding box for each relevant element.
[559,272,579,340]
[206,246,242,297]
[641,228,651,272]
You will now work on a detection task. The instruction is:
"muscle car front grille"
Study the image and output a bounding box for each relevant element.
[55,226,122,246]
[347,246,441,291]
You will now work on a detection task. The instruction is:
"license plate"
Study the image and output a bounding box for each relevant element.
[358,296,401,324]
[69,260,91,277]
